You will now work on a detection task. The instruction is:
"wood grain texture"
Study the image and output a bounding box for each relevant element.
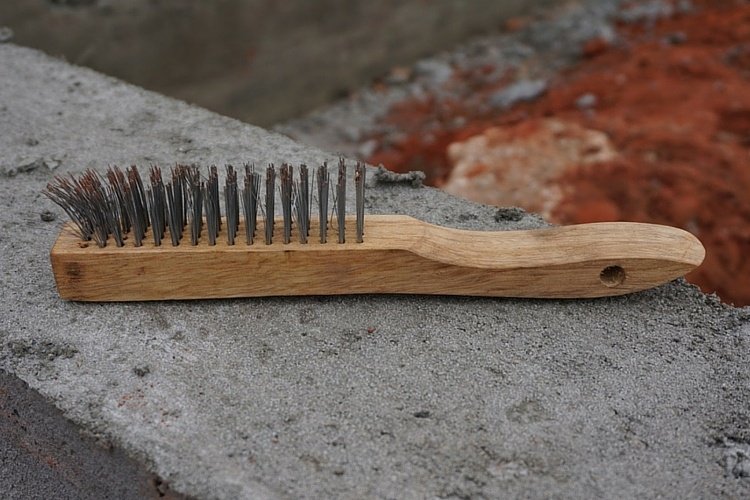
[50,215,705,301]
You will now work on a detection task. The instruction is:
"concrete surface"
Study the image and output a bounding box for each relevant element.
[1,0,564,126]
[1,43,750,499]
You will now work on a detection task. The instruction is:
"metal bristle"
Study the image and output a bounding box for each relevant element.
[43,160,367,248]
[212,166,221,240]
[147,166,166,247]
[355,162,366,243]
[203,167,219,246]
[292,181,308,244]
[316,163,329,244]
[44,174,94,241]
[165,182,177,246]
[76,170,112,248]
[172,166,187,230]
[336,158,346,244]
[106,184,125,247]
[242,164,260,245]
[225,165,239,245]
[163,165,188,246]
[299,164,310,237]
[209,165,221,232]
[292,164,310,244]
[185,166,203,246]
[264,164,275,245]
[106,166,130,234]
[280,163,293,244]
[127,166,148,246]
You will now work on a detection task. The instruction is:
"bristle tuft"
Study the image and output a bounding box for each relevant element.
[264,164,275,245]
[355,161,366,243]
[43,159,366,247]
[280,163,293,244]
[243,164,260,245]
[336,158,346,244]
[317,163,329,244]
[225,165,238,245]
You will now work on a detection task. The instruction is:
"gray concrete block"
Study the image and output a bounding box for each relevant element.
[1,44,749,499]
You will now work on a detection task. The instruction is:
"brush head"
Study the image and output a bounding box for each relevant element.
[43,159,367,248]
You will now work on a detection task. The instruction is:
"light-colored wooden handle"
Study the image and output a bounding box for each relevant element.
[50,214,704,301]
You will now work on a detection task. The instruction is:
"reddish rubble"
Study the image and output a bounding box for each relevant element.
[367,0,750,305]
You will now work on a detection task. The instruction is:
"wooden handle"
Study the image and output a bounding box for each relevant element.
[50,215,704,301]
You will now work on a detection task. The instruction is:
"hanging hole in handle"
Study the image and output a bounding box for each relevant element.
[600,265,626,287]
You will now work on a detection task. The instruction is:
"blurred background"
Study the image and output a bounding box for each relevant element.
[3,0,749,305]
[0,0,559,126]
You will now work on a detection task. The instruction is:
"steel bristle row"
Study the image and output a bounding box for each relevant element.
[43,161,367,248]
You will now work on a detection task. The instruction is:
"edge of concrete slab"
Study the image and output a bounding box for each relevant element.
[0,369,187,499]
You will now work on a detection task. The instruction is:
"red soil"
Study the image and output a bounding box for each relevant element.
[367,0,750,305]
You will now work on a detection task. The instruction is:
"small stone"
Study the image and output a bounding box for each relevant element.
[40,210,56,222]
[25,138,39,147]
[451,116,467,128]
[582,37,610,58]
[723,444,750,479]
[576,93,598,110]
[413,410,430,418]
[734,458,750,478]
[504,17,529,33]
[0,27,13,43]
[488,460,529,480]
[372,166,425,188]
[357,139,377,158]
[44,158,61,170]
[15,157,45,174]
[677,0,694,14]
[133,365,150,377]
[618,0,675,24]
[339,127,360,143]
[413,60,453,86]
[664,32,687,45]
[489,79,547,109]
[494,207,526,222]
[385,66,412,85]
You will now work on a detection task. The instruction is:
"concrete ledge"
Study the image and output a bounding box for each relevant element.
[0,370,183,499]
[1,44,749,498]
